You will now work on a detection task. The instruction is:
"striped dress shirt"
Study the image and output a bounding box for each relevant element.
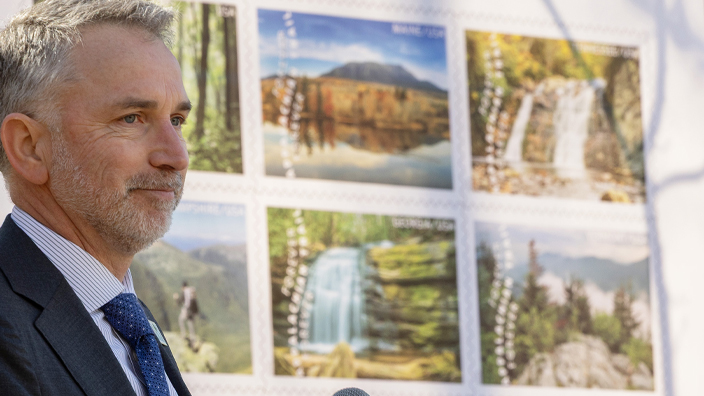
[11,207,178,396]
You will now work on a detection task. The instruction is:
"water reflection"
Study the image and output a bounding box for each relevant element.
[264,123,453,189]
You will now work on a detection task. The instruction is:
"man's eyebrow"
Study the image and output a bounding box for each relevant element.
[114,98,158,110]
[113,99,192,112]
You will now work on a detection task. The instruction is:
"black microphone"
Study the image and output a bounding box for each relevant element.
[332,387,370,396]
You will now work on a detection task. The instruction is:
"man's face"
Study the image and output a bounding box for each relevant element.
[48,25,190,255]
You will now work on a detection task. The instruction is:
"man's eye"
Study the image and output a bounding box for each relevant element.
[124,114,137,124]
[171,117,185,127]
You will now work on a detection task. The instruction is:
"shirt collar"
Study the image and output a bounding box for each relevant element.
[11,206,134,313]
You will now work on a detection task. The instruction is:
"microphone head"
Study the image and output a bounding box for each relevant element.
[332,387,370,396]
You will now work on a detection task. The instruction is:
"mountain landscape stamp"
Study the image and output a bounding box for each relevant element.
[258,9,452,188]
[474,220,654,390]
[132,201,251,374]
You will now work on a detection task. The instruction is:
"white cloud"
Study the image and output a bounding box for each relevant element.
[259,37,448,90]
[506,226,649,265]
[258,36,279,57]
[294,39,386,66]
[398,42,422,56]
[539,272,567,305]
[538,273,652,338]
[259,36,385,65]
[549,241,649,265]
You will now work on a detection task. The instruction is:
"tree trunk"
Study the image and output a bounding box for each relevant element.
[177,7,183,77]
[195,4,210,140]
[223,12,239,131]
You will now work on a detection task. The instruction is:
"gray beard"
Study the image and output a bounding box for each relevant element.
[49,133,183,255]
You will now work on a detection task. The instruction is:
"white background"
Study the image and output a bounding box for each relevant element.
[1,0,704,395]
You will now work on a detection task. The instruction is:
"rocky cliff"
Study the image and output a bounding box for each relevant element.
[516,334,653,390]
[364,241,460,363]
[164,331,220,373]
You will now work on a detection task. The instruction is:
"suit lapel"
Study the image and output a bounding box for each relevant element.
[0,216,136,396]
[35,282,136,396]
[161,343,192,396]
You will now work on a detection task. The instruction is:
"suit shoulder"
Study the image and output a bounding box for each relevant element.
[0,262,42,325]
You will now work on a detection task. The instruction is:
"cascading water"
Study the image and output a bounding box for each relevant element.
[304,247,367,353]
[503,93,535,165]
[552,80,595,179]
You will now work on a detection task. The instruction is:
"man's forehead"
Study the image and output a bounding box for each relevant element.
[78,23,159,48]
[65,26,174,82]
[61,24,186,103]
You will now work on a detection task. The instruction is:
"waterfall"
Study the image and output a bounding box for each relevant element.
[552,80,595,179]
[503,93,535,164]
[304,247,367,353]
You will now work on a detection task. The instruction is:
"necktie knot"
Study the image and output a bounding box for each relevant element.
[101,293,170,396]
[101,292,154,346]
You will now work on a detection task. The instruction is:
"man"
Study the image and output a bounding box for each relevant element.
[175,281,199,349]
[0,0,192,395]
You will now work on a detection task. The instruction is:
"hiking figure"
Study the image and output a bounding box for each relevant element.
[175,281,199,349]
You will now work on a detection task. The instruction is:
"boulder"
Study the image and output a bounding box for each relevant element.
[553,335,626,388]
[611,354,633,375]
[514,334,652,390]
[631,362,654,390]
[516,353,557,387]
[164,331,219,373]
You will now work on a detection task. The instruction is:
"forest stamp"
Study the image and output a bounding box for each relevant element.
[268,208,461,382]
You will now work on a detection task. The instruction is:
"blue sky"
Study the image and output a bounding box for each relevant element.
[475,222,649,265]
[163,201,246,251]
[258,9,448,90]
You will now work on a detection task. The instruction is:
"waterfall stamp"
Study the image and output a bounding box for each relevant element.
[132,201,251,374]
[467,31,645,204]
[475,220,654,390]
[259,10,452,189]
[173,1,243,173]
[267,207,461,382]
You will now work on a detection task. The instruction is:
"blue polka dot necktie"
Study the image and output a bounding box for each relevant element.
[101,293,170,396]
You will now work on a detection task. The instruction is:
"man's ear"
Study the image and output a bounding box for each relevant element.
[0,113,52,185]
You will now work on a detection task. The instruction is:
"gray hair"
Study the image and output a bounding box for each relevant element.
[0,0,175,174]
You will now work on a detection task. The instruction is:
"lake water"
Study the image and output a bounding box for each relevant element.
[264,123,453,189]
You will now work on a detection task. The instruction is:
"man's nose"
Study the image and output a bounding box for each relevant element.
[148,118,189,172]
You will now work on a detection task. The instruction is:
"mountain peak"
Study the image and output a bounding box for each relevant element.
[321,62,445,93]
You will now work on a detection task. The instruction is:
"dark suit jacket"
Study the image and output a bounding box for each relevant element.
[0,215,192,395]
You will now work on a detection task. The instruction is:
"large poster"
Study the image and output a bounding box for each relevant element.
[0,1,669,396]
